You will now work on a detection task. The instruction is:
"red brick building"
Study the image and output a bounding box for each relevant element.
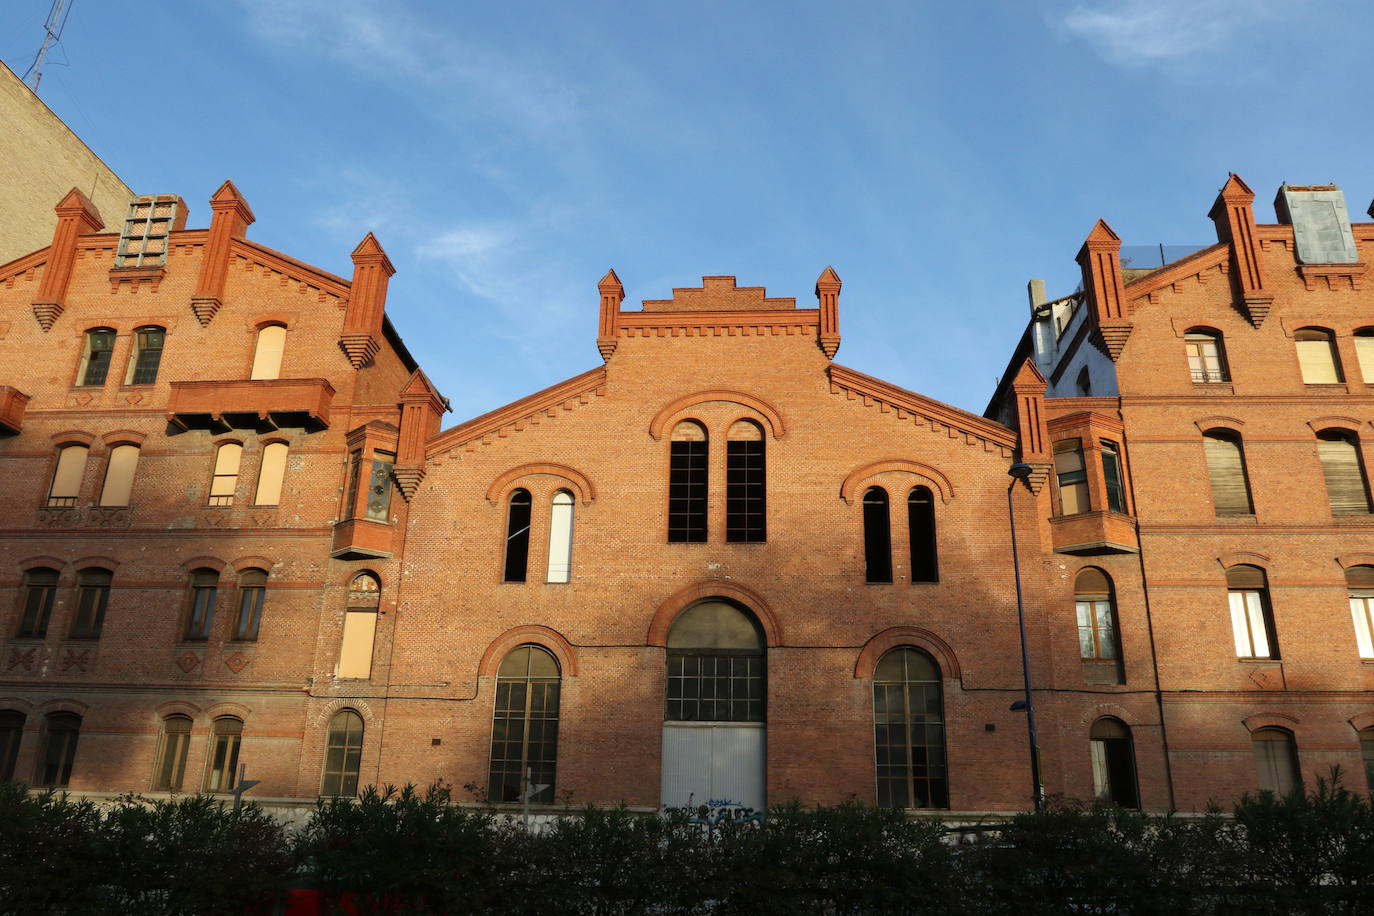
[0,176,1370,814]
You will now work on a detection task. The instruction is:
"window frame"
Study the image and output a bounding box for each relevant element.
[0,710,24,783]
[207,442,243,508]
[1315,429,1372,515]
[1347,566,1374,660]
[872,647,949,810]
[1226,566,1278,660]
[1252,727,1301,795]
[97,443,141,508]
[204,716,243,793]
[69,568,111,640]
[17,568,59,638]
[1053,439,1091,516]
[488,645,561,804]
[1089,717,1140,808]
[1294,327,1344,384]
[1184,329,1229,384]
[125,325,166,386]
[667,420,709,543]
[907,486,939,583]
[862,486,894,584]
[77,328,116,387]
[152,715,193,792]
[319,709,363,798]
[545,490,575,583]
[46,444,90,508]
[36,712,80,788]
[338,573,381,679]
[233,569,267,641]
[502,489,532,583]
[725,420,766,543]
[249,323,287,381]
[1203,429,1255,517]
[184,569,219,641]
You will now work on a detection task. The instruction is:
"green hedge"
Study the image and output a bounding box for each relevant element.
[2,773,1373,914]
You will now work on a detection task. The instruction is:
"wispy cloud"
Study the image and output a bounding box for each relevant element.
[1061,0,1283,68]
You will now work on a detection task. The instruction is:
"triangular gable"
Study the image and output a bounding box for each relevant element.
[426,366,608,458]
[828,363,1017,452]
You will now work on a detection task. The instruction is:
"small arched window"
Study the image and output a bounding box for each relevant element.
[1089,718,1139,808]
[726,419,766,542]
[153,715,193,792]
[208,443,243,507]
[1054,439,1090,515]
[0,710,24,782]
[873,647,948,809]
[253,442,290,506]
[1184,329,1229,383]
[37,712,81,787]
[47,444,89,508]
[126,326,166,385]
[863,487,893,583]
[1252,727,1300,795]
[1316,430,1371,515]
[70,569,111,640]
[668,420,708,543]
[1227,565,1276,659]
[1075,567,1122,684]
[249,324,287,380]
[1346,565,1374,660]
[1355,328,1374,384]
[184,568,219,641]
[489,645,561,803]
[1294,327,1343,384]
[1203,430,1254,516]
[320,710,363,797]
[907,487,938,583]
[338,573,381,679]
[233,569,267,641]
[98,444,141,507]
[503,489,532,583]
[18,568,59,638]
[546,491,574,583]
[205,716,244,793]
[78,328,116,387]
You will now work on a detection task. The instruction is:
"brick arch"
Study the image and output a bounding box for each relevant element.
[486,463,597,506]
[18,556,65,573]
[73,556,119,573]
[840,459,954,504]
[100,429,147,447]
[1243,712,1299,733]
[646,580,782,647]
[50,429,96,447]
[153,700,203,721]
[1195,416,1245,434]
[1218,551,1272,571]
[477,625,580,677]
[0,697,35,714]
[648,390,785,441]
[1307,416,1365,434]
[1080,705,1137,730]
[1338,554,1374,571]
[314,699,375,726]
[36,698,90,716]
[853,627,961,680]
[230,556,273,573]
[250,315,293,330]
[1348,712,1374,733]
[181,556,227,573]
[205,702,252,721]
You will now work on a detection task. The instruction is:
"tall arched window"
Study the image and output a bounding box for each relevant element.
[208,443,243,507]
[37,712,80,787]
[488,645,561,804]
[1184,329,1229,383]
[1356,328,1374,384]
[1203,430,1254,516]
[1054,439,1090,515]
[873,647,948,809]
[1076,567,1122,684]
[47,444,89,508]
[1227,565,1277,659]
[668,420,708,542]
[1252,727,1300,795]
[126,326,166,385]
[204,717,243,793]
[18,568,58,638]
[726,419,765,542]
[249,324,287,380]
[153,715,192,791]
[338,573,380,679]
[78,328,116,386]
[1090,718,1139,808]
[503,489,532,583]
[0,711,25,782]
[253,442,290,506]
[98,444,140,507]
[546,491,574,583]
[1295,327,1343,383]
[233,569,267,641]
[863,487,893,583]
[184,568,219,641]
[320,710,363,797]
[907,487,938,583]
[1316,430,1371,515]
[70,569,111,640]
[1347,565,1374,660]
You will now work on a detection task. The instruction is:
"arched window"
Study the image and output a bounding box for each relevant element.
[47,444,89,508]
[204,717,243,793]
[1347,565,1374,660]
[233,569,267,641]
[863,487,893,583]
[18,568,58,638]
[208,443,243,507]
[37,712,80,787]
[1203,430,1254,516]
[726,419,765,542]
[488,645,561,804]
[253,442,290,506]
[320,710,363,797]
[1054,439,1090,515]
[0,711,24,782]
[1317,430,1371,515]
[1090,718,1139,808]
[153,715,192,792]
[98,444,140,507]
[338,573,380,679]
[1356,328,1374,384]
[126,326,166,385]
[873,647,948,809]
[1294,327,1343,384]
[907,487,938,583]
[1360,728,1374,795]
[668,420,708,543]
[249,324,287,381]
[1076,568,1123,684]
[1252,727,1300,795]
[503,489,532,583]
[78,328,116,387]
[70,569,111,640]
[1227,565,1277,659]
[184,568,219,641]
[1184,329,1229,383]
[546,491,574,583]
[666,601,764,722]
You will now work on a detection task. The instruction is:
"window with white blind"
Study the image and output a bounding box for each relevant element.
[546,490,574,583]
[1294,328,1343,384]
[1347,566,1374,660]
[98,444,140,507]
[1054,439,1090,515]
[1316,430,1371,515]
[249,325,287,380]
[1227,565,1276,659]
[1356,328,1374,384]
[1203,431,1253,516]
[253,442,289,506]
[47,445,89,508]
[1252,728,1300,795]
[208,443,242,507]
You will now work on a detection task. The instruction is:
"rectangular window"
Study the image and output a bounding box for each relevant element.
[365,452,395,522]
[234,576,266,641]
[337,611,378,679]
[1351,595,1374,659]
[1054,440,1090,515]
[343,450,362,520]
[1076,599,1118,660]
[47,445,89,507]
[1100,440,1126,514]
[1204,434,1254,516]
[115,196,178,268]
[18,571,58,638]
[185,579,217,641]
[127,328,165,385]
[668,440,708,542]
[253,443,289,506]
[1229,589,1274,658]
[70,571,111,640]
[1296,333,1342,384]
[208,444,242,507]
[79,331,115,386]
[726,440,766,542]
[204,721,243,793]
[666,653,763,722]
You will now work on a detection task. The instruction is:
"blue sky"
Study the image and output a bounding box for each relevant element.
[4,0,1372,418]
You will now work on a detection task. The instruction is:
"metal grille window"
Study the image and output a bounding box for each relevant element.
[907,486,939,582]
[320,710,363,798]
[37,712,80,788]
[1185,330,1229,383]
[116,196,178,268]
[204,717,243,793]
[1252,728,1300,795]
[69,569,111,640]
[1054,439,1090,515]
[47,444,88,508]
[1204,431,1254,516]
[18,568,58,638]
[234,569,267,641]
[0,711,23,783]
[1227,565,1277,659]
[488,645,561,804]
[1317,430,1372,515]
[1090,718,1139,808]
[208,443,242,507]
[863,487,893,583]
[1101,440,1127,514]
[873,648,948,809]
[1347,566,1374,659]
[666,601,764,723]
[668,421,708,542]
[184,569,218,641]
[726,420,765,542]
[79,329,115,386]
[153,716,192,792]
[503,489,532,583]
[127,327,165,385]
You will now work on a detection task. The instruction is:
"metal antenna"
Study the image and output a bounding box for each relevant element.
[23,0,74,92]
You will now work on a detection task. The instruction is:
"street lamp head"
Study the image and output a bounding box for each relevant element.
[1008,463,1033,481]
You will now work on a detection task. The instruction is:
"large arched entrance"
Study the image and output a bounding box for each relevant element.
[660,599,766,812]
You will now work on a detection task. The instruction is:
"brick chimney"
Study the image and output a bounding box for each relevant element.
[32,188,104,331]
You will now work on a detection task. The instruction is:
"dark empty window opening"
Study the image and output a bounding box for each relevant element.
[668,421,708,543]
[907,487,938,582]
[503,489,532,582]
[864,487,893,583]
[18,568,58,638]
[726,420,765,543]
[1090,718,1139,808]
[37,712,80,788]
[70,569,111,640]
